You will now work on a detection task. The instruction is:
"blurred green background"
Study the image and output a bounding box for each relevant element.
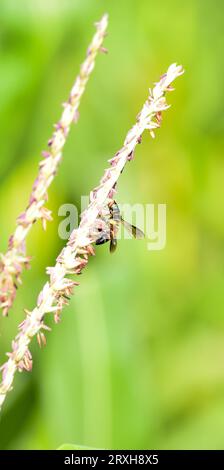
[0,0,224,450]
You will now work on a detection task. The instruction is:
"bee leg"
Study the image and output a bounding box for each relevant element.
[110,238,117,253]
[95,235,109,245]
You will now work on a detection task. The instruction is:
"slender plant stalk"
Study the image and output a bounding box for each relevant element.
[0,63,184,410]
[0,14,108,317]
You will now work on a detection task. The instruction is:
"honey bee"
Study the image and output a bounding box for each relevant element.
[95,200,144,253]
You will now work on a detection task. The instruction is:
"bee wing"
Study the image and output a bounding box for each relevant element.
[121,219,145,239]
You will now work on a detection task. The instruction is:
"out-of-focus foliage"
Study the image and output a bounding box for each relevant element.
[0,0,224,450]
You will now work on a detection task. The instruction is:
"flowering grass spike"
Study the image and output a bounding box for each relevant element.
[0,14,108,317]
[0,63,184,409]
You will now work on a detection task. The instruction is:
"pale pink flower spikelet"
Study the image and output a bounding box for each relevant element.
[0,63,184,409]
[0,14,108,317]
